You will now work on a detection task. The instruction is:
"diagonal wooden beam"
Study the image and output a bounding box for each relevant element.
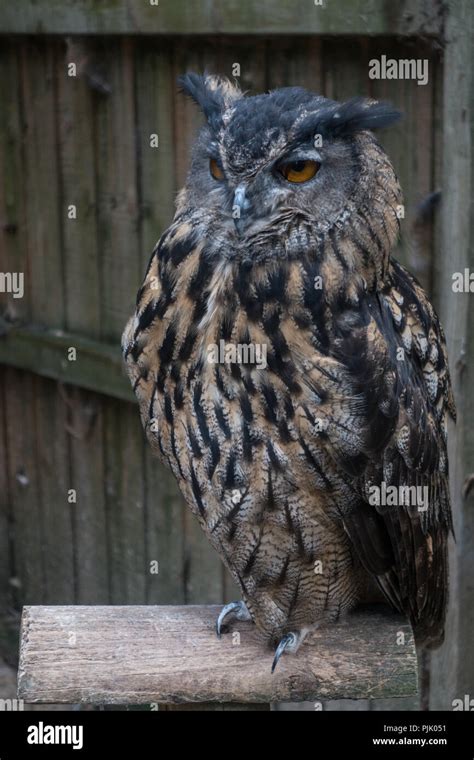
[0,324,135,403]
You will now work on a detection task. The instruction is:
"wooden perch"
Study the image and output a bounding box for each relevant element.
[18,604,417,706]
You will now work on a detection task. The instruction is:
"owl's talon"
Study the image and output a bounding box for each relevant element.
[271,632,299,673]
[216,601,251,638]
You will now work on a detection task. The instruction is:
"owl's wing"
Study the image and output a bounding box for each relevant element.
[308,259,455,647]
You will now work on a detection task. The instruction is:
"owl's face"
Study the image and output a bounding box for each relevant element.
[179,74,401,261]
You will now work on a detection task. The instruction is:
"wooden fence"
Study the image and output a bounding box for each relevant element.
[0,0,472,710]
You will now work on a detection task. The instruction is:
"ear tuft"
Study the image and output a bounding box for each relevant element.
[178,72,242,132]
[327,97,402,136]
[293,96,401,144]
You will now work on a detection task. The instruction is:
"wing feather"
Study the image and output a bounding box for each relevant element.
[309,259,454,647]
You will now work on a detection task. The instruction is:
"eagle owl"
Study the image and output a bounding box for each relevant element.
[122,74,455,671]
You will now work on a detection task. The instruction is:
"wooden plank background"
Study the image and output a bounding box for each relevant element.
[0,0,444,37]
[0,30,451,710]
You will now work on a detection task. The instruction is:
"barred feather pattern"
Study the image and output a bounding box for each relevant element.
[123,131,455,648]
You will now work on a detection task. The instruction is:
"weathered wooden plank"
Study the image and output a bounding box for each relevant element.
[0,372,12,615]
[0,43,30,663]
[135,39,176,260]
[0,41,29,323]
[3,369,45,605]
[18,604,417,704]
[55,36,113,610]
[92,38,149,607]
[33,376,75,603]
[19,39,65,328]
[370,696,420,711]
[430,0,474,711]
[323,37,370,100]
[105,399,147,604]
[67,386,109,604]
[0,325,135,403]
[0,0,444,37]
[0,42,26,627]
[16,39,76,611]
[266,36,323,92]
[57,37,102,337]
[144,448,186,605]
[236,37,266,96]
[95,38,140,343]
[3,40,68,613]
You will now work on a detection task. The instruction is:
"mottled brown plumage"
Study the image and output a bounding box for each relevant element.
[122,75,455,662]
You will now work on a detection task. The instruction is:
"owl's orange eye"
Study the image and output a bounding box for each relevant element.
[210,158,225,181]
[280,159,319,183]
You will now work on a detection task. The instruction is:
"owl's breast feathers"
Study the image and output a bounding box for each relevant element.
[123,204,455,647]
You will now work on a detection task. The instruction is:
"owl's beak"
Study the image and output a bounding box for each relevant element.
[233,185,251,236]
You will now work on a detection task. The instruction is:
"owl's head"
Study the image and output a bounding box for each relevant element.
[178,73,402,262]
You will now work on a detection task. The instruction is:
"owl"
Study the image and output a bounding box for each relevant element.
[122,74,455,672]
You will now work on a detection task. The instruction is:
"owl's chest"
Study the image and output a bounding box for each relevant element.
[134,245,359,514]
[149,299,342,494]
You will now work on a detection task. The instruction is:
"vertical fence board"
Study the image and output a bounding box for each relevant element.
[0,376,11,616]
[105,400,147,604]
[96,38,148,604]
[323,37,370,100]
[134,40,188,606]
[0,42,29,323]
[34,377,75,602]
[15,40,74,611]
[135,39,176,257]
[266,36,323,92]
[0,42,27,631]
[96,37,140,343]
[430,0,474,710]
[4,369,44,605]
[239,38,266,94]
[20,40,65,327]
[90,37,143,605]
[55,37,111,607]
[19,39,75,605]
[68,387,108,603]
[144,447,186,605]
[58,37,102,337]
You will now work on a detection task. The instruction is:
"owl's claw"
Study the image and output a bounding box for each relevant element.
[271,632,299,673]
[216,601,251,638]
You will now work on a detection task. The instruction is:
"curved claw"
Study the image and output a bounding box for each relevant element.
[216,601,250,638]
[271,632,298,674]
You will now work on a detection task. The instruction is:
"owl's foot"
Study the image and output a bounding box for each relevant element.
[271,631,303,673]
[216,601,252,638]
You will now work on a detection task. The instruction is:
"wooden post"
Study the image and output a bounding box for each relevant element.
[17,604,417,708]
[429,0,474,710]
